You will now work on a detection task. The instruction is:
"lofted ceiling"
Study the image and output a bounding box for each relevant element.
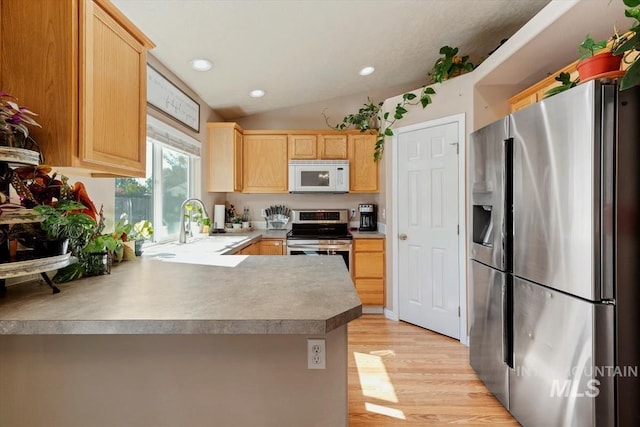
[112,0,551,120]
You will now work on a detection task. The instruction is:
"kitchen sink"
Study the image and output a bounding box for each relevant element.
[143,235,253,267]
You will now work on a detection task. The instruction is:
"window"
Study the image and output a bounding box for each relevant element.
[115,116,200,243]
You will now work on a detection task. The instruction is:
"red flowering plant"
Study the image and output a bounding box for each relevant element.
[11,164,98,219]
[0,92,41,148]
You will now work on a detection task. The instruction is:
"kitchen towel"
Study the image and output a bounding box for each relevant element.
[213,204,226,230]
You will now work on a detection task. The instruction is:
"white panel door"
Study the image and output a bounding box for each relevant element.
[398,121,460,338]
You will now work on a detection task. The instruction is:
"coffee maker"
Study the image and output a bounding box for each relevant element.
[358,204,377,232]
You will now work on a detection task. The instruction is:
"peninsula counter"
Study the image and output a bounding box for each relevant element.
[0,255,361,427]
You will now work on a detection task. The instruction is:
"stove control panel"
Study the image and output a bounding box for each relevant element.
[292,209,349,224]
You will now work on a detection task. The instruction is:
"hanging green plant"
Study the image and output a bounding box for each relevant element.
[324,45,479,161]
[613,0,640,90]
[429,46,476,84]
[323,86,435,162]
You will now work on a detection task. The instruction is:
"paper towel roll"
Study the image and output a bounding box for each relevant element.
[213,205,226,230]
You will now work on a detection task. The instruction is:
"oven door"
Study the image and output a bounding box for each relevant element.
[286,240,352,271]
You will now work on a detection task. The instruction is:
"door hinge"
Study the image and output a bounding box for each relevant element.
[458,306,461,317]
[457,225,459,235]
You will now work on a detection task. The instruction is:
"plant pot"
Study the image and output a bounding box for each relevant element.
[85,251,112,276]
[232,223,242,229]
[134,239,144,256]
[34,238,69,256]
[577,52,623,81]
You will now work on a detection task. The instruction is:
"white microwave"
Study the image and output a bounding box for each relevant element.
[288,160,349,193]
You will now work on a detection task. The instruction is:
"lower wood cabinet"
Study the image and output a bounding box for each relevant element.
[352,238,385,305]
[238,241,260,255]
[259,238,285,255]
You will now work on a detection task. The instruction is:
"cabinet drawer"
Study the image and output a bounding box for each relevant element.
[354,239,384,252]
[354,279,384,305]
[354,252,384,278]
[259,239,285,255]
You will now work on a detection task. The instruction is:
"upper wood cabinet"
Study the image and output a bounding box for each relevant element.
[318,134,347,159]
[288,133,347,160]
[348,133,379,193]
[243,133,288,193]
[288,135,317,159]
[0,0,155,177]
[207,123,243,192]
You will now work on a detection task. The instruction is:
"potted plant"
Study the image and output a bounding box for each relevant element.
[613,0,640,90]
[576,34,624,81]
[184,202,210,233]
[33,201,94,256]
[231,216,242,229]
[130,219,154,256]
[0,92,41,149]
[81,212,122,276]
[429,46,476,84]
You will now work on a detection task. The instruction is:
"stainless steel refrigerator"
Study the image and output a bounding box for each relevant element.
[469,79,640,426]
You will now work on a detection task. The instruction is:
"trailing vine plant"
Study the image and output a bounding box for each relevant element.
[323,85,435,161]
[323,45,474,161]
[542,72,579,99]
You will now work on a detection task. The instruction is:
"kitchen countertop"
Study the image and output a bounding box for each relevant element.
[0,254,362,336]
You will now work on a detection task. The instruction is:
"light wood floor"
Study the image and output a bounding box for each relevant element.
[348,315,519,426]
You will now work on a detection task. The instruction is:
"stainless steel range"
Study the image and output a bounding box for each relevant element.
[286,209,352,270]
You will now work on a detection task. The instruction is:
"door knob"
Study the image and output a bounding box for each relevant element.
[399,233,408,240]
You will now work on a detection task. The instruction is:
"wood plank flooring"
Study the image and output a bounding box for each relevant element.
[348,315,519,426]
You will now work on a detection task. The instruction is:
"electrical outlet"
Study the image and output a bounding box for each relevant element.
[307,338,326,369]
[350,208,356,219]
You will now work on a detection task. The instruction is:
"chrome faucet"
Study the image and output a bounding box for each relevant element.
[179,198,210,243]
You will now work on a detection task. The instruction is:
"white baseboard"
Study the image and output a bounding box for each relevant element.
[383,308,398,321]
[362,306,384,314]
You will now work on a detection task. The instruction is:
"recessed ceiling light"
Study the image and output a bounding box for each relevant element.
[190,58,213,71]
[359,66,375,76]
[249,89,265,98]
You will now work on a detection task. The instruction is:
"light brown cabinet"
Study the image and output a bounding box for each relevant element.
[288,135,318,159]
[352,238,385,305]
[238,241,260,255]
[318,134,348,159]
[207,123,243,192]
[288,133,347,160]
[206,125,376,193]
[0,0,155,177]
[348,133,379,193]
[259,239,285,255]
[243,134,288,193]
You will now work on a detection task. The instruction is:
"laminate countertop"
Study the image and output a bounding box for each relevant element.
[0,254,362,336]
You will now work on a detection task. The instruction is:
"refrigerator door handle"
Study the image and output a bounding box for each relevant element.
[502,137,514,272]
[600,84,615,300]
[503,273,514,369]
